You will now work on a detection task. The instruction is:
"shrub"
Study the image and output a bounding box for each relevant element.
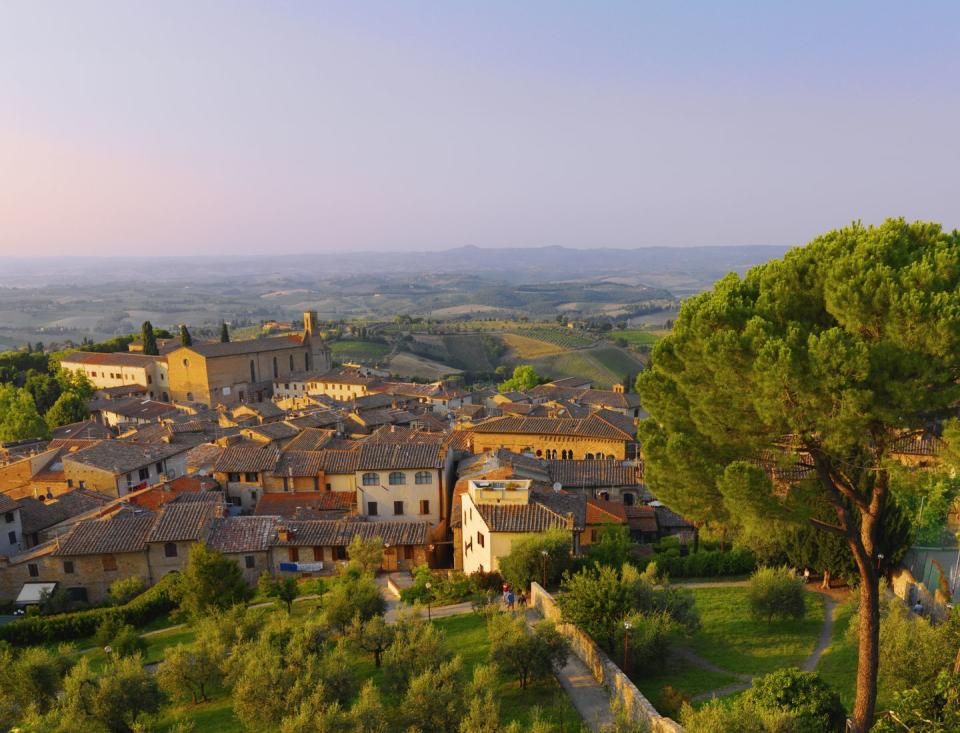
[748,566,806,624]
[468,569,504,594]
[0,571,181,646]
[641,547,756,578]
[106,576,145,606]
[615,610,673,672]
[743,668,846,732]
[109,624,147,658]
[498,529,573,590]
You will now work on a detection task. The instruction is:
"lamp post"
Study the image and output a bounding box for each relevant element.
[540,549,549,588]
[425,581,432,621]
[622,621,632,675]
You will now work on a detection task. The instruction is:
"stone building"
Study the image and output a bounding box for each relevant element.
[59,352,169,400]
[467,412,638,460]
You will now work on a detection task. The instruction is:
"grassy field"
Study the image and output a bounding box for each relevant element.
[615,330,660,347]
[329,339,391,362]
[501,332,568,358]
[389,351,464,379]
[633,656,739,714]
[525,346,644,388]
[683,587,825,676]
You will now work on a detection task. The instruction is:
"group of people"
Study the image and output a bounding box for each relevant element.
[502,584,526,611]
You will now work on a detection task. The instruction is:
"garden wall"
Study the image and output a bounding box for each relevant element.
[529,582,683,733]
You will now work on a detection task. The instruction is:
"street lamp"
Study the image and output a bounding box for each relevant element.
[540,549,549,588]
[425,581,432,621]
[622,621,632,674]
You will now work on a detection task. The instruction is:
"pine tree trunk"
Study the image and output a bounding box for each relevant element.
[850,514,881,733]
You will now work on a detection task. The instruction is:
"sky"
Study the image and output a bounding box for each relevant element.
[1,1,958,256]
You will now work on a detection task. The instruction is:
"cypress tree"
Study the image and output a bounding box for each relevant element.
[141,322,159,356]
[219,322,230,343]
[179,325,193,347]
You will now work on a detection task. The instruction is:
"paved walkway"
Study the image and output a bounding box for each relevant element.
[524,608,613,732]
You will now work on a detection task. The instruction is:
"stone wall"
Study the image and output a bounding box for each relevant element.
[529,582,684,733]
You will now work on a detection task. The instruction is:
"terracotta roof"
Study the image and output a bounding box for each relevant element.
[147,501,219,543]
[128,479,220,511]
[272,519,430,546]
[60,351,164,366]
[586,497,628,524]
[174,335,304,359]
[244,422,301,441]
[367,426,447,445]
[654,505,693,530]
[548,460,644,488]
[214,446,280,473]
[356,442,444,470]
[315,449,361,474]
[232,401,286,420]
[51,420,114,441]
[254,491,355,518]
[891,431,944,457]
[54,511,155,555]
[470,413,635,441]
[207,515,278,553]
[17,489,108,534]
[474,502,570,533]
[186,443,225,470]
[274,451,325,477]
[96,398,179,421]
[64,440,190,475]
[308,369,378,386]
[0,493,20,513]
[282,428,336,452]
[625,505,658,532]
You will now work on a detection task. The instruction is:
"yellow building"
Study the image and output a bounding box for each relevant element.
[467,412,638,461]
[166,312,330,407]
[59,352,169,400]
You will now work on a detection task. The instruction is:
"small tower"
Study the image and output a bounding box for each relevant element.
[303,311,318,338]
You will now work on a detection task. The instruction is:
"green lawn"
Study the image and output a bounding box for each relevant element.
[633,656,739,713]
[329,339,391,361]
[614,330,660,347]
[683,587,825,676]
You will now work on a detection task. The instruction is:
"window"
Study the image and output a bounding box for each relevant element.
[228,472,240,483]
[367,501,378,516]
[28,563,38,578]
[477,532,485,548]
[67,479,73,488]
[156,462,163,474]
[182,358,190,367]
[250,490,257,503]
[288,547,299,562]
[362,472,378,486]
[334,546,347,560]
[67,587,88,603]
[63,560,75,574]
[404,546,414,560]
[138,468,149,481]
[393,500,404,515]
[4,512,13,524]
[147,375,153,384]
[590,529,599,542]
[388,471,406,485]
[289,354,295,371]
[282,477,290,492]
[313,547,323,561]
[244,555,255,569]
[250,360,256,383]
[325,483,332,491]
[305,351,311,371]
[415,471,432,485]
[622,492,635,506]
[273,356,278,379]
[78,480,85,489]
[419,500,430,515]
[186,392,193,401]
[244,472,258,483]
[102,555,117,571]
[7,531,16,545]
[164,542,178,558]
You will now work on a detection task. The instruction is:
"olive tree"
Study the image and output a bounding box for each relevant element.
[638,219,960,731]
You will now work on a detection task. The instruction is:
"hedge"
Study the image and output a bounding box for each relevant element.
[0,573,182,646]
[638,548,756,578]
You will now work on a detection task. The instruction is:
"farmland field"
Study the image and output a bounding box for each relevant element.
[615,329,660,347]
[388,351,463,379]
[501,332,567,359]
[329,339,391,362]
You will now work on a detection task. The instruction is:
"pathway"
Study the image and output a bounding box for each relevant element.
[685,586,838,702]
[524,608,614,732]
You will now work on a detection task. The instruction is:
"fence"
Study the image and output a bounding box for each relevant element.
[529,582,684,733]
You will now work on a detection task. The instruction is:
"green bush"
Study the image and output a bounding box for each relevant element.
[748,566,806,624]
[498,529,574,590]
[0,572,181,646]
[615,610,673,672]
[743,668,846,732]
[638,548,755,578]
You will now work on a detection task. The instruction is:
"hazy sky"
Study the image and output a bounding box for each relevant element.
[1,1,958,256]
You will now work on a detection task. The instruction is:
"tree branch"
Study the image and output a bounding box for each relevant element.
[809,518,849,536]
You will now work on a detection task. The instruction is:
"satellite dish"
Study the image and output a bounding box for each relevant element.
[552,482,562,493]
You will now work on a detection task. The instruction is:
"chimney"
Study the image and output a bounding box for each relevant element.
[566,511,575,530]
[278,527,292,542]
[213,503,226,518]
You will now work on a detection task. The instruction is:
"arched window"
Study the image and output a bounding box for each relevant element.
[273,357,278,378]
[362,472,379,486]
[415,471,432,485]
[289,354,295,372]
[249,360,256,383]
[585,453,594,460]
[535,449,542,457]
[389,471,406,485]
[305,351,311,371]
[561,450,569,460]
[164,542,178,558]
[599,491,610,501]
[186,392,193,401]
[596,452,604,460]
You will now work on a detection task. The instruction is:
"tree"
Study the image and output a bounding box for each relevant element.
[459,663,503,733]
[743,668,846,732]
[0,384,49,441]
[0,645,71,722]
[347,613,394,667]
[402,656,464,733]
[45,390,89,428]
[179,324,193,347]
[220,321,230,343]
[349,680,388,733]
[157,638,225,704]
[259,572,299,613]
[636,219,960,732]
[346,535,384,574]
[488,613,568,690]
[178,543,252,618]
[555,564,633,650]
[497,365,543,393]
[498,529,573,590]
[107,576,145,606]
[141,321,159,355]
[322,573,385,633]
[382,610,450,689]
[109,624,147,658]
[586,524,633,568]
[748,566,806,624]
[58,655,162,733]
[24,369,62,414]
